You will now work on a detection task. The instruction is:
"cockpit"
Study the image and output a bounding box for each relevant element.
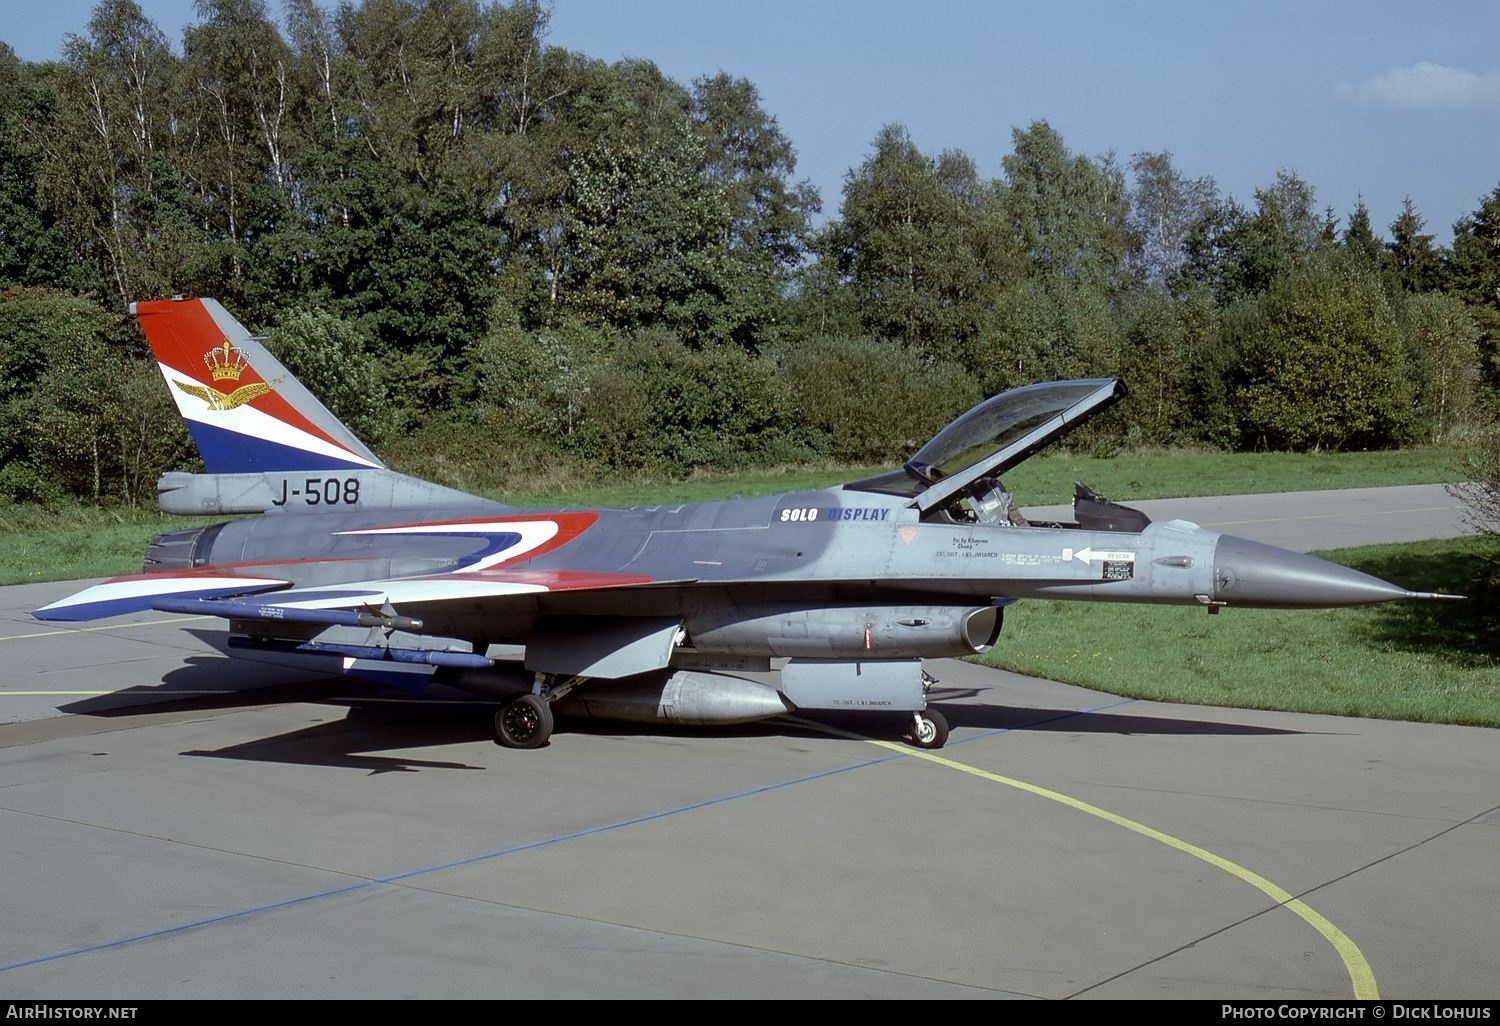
[846,378,1136,528]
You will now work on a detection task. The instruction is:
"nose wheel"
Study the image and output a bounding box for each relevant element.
[494,693,554,749]
[907,708,949,750]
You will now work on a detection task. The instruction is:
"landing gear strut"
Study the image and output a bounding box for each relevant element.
[907,708,949,750]
[904,668,948,750]
[494,693,554,749]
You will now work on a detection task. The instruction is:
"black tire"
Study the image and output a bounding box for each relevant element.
[494,694,554,749]
[908,708,949,750]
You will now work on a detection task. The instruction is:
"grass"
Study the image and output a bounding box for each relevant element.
[0,507,230,586]
[1001,444,1463,507]
[0,445,1464,586]
[491,462,889,508]
[978,537,1500,727]
[499,444,1464,509]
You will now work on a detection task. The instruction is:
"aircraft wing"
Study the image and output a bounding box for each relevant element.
[141,565,700,685]
[149,567,672,624]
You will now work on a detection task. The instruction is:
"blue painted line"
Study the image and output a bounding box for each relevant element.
[0,753,893,973]
[0,698,1132,975]
[0,881,376,973]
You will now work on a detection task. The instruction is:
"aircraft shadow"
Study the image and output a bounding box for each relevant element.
[58,668,348,717]
[66,692,1302,774]
[932,702,1304,737]
[182,702,494,774]
[54,642,1302,773]
[54,628,342,716]
[923,684,1305,736]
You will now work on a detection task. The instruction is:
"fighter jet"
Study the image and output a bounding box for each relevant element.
[34,299,1454,749]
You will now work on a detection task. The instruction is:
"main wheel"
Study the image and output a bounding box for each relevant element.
[908,708,949,750]
[494,694,554,749]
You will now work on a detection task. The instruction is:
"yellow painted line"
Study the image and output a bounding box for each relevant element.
[879,742,1378,998]
[0,616,211,642]
[790,718,1378,999]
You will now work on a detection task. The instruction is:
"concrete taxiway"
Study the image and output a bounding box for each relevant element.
[0,484,1493,999]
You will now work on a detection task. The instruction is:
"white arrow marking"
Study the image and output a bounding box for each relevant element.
[1064,547,1137,565]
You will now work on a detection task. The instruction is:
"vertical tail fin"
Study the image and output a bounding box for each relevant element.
[136,298,385,473]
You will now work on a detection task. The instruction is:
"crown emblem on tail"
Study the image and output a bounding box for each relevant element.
[171,340,284,411]
[205,339,247,382]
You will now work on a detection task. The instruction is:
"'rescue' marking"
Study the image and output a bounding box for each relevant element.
[1063,546,1136,565]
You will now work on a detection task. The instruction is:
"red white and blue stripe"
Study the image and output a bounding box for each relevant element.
[137,298,383,474]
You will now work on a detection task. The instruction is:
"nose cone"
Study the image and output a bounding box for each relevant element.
[1211,534,1414,608]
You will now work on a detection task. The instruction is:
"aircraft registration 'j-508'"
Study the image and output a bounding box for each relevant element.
[35,299,1458,749]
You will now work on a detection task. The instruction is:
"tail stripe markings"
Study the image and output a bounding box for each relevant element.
[161,387,381,471]
[144,300,339,445]
[136,299,382,473]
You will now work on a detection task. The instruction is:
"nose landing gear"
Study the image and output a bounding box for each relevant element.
[907,707,949,750]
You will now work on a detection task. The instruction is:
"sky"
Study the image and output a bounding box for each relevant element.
[5,0,1498,244]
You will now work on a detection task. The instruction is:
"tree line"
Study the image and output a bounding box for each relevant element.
[2,0,1498,509]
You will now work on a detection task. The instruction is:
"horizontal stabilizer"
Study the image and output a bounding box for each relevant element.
[33,573,290,622]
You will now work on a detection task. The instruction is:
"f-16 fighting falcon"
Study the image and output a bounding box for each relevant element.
[34,299,1456,750]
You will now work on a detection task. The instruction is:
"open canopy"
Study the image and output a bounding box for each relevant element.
[847,378,1126,508]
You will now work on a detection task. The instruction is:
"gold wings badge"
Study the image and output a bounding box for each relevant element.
[172,378,276,411]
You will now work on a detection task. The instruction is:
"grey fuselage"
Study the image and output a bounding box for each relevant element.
[153,481,1401,666]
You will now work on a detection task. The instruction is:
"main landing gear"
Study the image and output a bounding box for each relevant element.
[494,693,554,749]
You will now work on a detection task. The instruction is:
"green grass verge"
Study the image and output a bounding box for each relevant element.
[499,444,1464,509]
[977,537,1499,727]
[0,507,231,586]
[491,463,888,508]
[1002,444,1463,507]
